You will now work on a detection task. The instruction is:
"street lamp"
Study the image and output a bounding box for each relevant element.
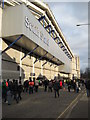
[76,23,90,26]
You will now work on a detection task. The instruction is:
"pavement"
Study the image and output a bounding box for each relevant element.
[67,93,88,118]
[66,93,89,119]
[57,89,89,119]
[1,86,89,119]
[0,97,2,120]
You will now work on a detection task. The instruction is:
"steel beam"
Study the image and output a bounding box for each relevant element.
[50,64,53,67]
[65,51,68,54]
[67,54,70,56]
[42,61,47,67]
[38,16,45,27]
[54,64,59,68]
[38,15,45,22]
[49,29,55,34]
[68,56,71,58]
[48,56,54,62]
[54,64,61,68]
[51,30,55,33]
[54,36,59,40]
[42,56,54,67]
[21,45,39,60]
[58,41,62,44]
[34,58,38,64]
[43,17,45,27]
[2,34,23,54]
[54,65,58,68]
[45,25,51,30]
[67,55,70,57]
[61,45,64,48]
[34,52,48,64]
[67,53,69,56]
[63,49,67,51]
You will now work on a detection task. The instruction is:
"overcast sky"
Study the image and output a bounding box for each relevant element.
[47,2,88,71]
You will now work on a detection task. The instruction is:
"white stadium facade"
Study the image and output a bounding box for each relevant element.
[0,0,80,81]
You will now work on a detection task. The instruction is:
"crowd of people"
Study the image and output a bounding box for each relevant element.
[2,77,89,106]
[67,80,82,93]
[2,79,23,105]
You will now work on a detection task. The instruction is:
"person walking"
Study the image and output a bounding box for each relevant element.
[12,80,19,103]
[29,80,34,94]
[68,80,71,92]
[7,88,12,105]
[60,80,62,89]
[48,80,53,92]
[73,80,76,92]
[53,80,60,98]
[2,80,8,103]
[44,79,48,92]
[6,79,13,105]
[35,79,39,92]
[23,80,29,92]
[85,80,90,97]
[18,81,23,100]
[76,81,79,93]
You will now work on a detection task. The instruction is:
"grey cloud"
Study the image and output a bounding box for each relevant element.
[46,0,89,2]
[48,2,88,22]
[48,2,88,70]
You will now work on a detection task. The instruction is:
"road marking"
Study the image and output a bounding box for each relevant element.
[56,91,84,120]
[65,101,78,118]
[80,93,88,101]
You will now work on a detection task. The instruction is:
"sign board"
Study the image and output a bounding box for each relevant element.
[2,4,72,73]
[25,16,49,46]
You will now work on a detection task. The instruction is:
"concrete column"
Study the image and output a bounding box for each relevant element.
[20,47,22,79]
[0,38,2,80]
[0,38,2,120]
[33,57,35,73]
[50,65,51,79]
[0,7,2,120]
[41,61,43,75]
[68,73,71,79]
[54,65,57,77]
[32,57,35,80]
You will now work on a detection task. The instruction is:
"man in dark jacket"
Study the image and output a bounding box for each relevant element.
[44,79,48,92]
[85,80,90,97]
[12,80,19,103]
[48,80,53,92]
[23,80,29,92]
[18,81,23,100]
[68,80,71,92]
[53,80,60,98]
[73,80,76,92]
[2,80,7,102]
[29,80,34,94]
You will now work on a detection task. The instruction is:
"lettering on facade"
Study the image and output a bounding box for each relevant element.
[25,16,49,46]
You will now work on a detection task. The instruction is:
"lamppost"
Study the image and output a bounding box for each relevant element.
[76,23,90,26]
[76,23,89,79]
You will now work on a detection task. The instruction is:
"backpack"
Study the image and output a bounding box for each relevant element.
[6,81,8,87]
